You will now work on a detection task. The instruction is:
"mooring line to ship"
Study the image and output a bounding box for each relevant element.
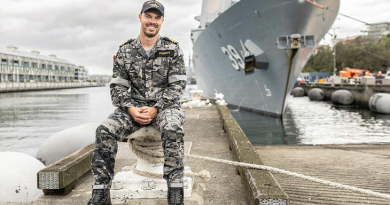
[129,139,390,200]
[185,154,390,200]
[306,0,371,26]
[305,0,325,9]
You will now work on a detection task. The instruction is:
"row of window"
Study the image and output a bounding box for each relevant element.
[0,74,75,83]
[0,58,75,71]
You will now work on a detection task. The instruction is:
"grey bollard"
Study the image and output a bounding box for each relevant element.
[369,93,390,114]
[292,87,305,97]
[308,88,325,101]
[331,90,354,105]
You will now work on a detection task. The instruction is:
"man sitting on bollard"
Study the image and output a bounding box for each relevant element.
[87,1,186,204]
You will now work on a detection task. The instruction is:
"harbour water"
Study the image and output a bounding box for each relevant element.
[1,86,389,158]
[231,96,390,145]
[0,86,114,156]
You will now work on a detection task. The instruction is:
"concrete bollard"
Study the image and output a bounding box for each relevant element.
[369,93,390,114]
[331,90,354,105]
[292,87,305,97]
[308,88,325,101]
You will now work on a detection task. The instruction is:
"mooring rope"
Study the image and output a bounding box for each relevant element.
[128,136,212,181]
[185,154,390,200]
[131,164,211,181]
[129,132,390,200]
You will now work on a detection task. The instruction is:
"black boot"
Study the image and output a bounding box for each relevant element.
[168,183,184,205]
[87,185,111,205]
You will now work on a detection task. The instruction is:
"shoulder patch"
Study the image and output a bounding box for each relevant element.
[119,39,134,47]
[163,37,178,44]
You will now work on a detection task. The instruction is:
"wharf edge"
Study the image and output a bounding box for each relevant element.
[0,82,103,93]
[216,105,289,204]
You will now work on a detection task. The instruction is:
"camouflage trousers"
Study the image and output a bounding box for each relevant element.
[91,107,185,186]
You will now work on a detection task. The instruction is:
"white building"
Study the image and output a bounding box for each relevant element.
[367,22,390,40]
[0,46,76,82]
[74,66,89,82]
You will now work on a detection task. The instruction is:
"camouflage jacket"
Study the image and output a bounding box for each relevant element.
[110,36,187,112]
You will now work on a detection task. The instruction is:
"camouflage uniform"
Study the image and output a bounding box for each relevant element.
[91,36,187,188]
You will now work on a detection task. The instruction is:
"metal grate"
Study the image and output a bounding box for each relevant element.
[38,172,60,189]
[259,199,288,205]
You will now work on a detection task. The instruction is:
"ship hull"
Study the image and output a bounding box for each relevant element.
[193,0,340,117]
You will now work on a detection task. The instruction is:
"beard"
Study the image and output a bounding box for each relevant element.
[142,23,160,38]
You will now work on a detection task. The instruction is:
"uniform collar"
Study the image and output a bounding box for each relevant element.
[134,35,163,49]
[134,36,163,59]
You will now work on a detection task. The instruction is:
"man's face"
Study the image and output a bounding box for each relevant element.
[139,10,164,38]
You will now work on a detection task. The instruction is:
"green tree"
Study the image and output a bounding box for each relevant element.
[303,46,333,73]
[304,36,390,73]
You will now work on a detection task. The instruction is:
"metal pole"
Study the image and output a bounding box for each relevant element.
[331,27,339,86]
[333,29,336,80]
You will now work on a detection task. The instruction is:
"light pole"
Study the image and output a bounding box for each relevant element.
[331,27,339,86]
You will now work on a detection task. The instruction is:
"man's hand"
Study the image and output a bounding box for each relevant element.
[127,107,158,125]
[127,107,152,125]
[139,107,158,120]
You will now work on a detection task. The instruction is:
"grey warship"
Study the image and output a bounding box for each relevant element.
[191,0,340,117]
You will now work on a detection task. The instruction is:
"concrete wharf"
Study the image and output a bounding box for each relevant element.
[256,144,390,204]
[1,106,390,205]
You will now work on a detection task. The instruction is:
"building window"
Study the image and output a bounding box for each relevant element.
[1,59,7,64]
[23,62,29,67]
[42,64,46,69]
[48,65,53,69]
[13,60,19,65]
[55,65,59,70]
[32,63,38,68]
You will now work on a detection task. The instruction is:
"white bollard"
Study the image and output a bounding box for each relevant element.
[0,152,45,202]
[110,126,194,202]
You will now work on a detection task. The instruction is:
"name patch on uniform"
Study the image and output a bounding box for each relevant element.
[155,50,174,57]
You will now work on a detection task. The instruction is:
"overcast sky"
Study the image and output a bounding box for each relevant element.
[0,0,389,75]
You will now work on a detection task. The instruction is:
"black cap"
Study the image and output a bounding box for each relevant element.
[140,1,164,16]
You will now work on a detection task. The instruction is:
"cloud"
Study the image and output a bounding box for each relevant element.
[0,0,201,74]
[0,0,388,74]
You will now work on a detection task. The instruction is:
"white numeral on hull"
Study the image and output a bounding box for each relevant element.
[221,44,245,71]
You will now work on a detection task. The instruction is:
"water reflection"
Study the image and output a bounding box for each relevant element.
[230,107,300,145]
[0,86,114,156]
[231,96,390,145]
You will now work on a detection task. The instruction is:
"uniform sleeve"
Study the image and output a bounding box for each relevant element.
[154,45,187,112]
[110,47,135,111]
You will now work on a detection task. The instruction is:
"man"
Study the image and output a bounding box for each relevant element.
[87,1,187,204]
